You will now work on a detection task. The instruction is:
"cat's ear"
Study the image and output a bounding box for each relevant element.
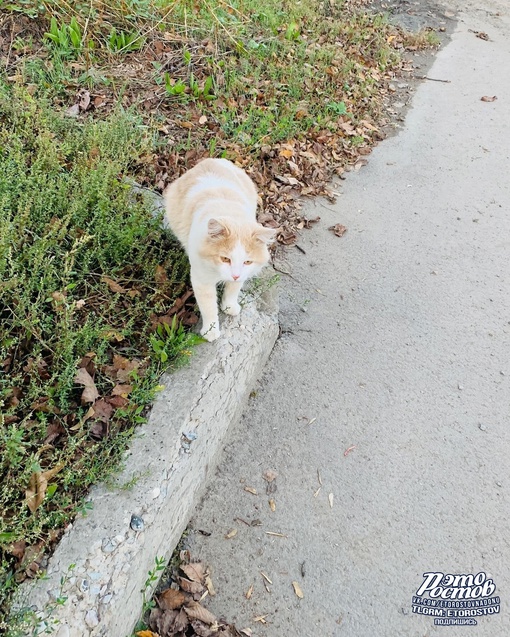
[207,218,229,238]
[253,225,276,245]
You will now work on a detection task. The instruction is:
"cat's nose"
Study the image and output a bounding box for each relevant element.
[232,274,240,281]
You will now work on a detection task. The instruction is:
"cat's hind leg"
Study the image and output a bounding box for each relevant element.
[221,281,242,316]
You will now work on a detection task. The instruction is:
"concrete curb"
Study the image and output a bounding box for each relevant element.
[19,266,278,634]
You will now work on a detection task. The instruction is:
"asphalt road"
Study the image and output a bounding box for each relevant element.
[190,3,510,635]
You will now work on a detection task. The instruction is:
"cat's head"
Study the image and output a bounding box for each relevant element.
[200,217,275,282]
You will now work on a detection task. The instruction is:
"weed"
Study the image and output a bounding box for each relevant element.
[141,555,166,615]
[107,28,144,53]
[3,562,75,637]
[164,73,187,97]
[327,101,350,116]
[44,16,85,58]
[149,316,204,366]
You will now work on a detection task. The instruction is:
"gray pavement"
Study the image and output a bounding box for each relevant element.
[189,4,510,636]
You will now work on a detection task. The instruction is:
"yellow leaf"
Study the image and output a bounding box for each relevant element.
[279,148,293,159]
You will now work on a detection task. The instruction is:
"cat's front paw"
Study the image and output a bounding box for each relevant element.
[221,300,241,316]
[200,322,220,342]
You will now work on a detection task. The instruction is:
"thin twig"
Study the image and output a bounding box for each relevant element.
[417,76,451,83]
[271,264,298,280]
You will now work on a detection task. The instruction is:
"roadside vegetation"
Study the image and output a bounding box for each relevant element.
[0,0,438,630]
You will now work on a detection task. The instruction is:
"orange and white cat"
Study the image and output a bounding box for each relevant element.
[164,158,274,341]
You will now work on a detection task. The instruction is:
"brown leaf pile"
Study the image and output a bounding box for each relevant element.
[72,353,147,442]
[148,560,242,637]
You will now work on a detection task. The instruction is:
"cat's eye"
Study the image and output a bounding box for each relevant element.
[220,256,231,263]
[244,260,253,265]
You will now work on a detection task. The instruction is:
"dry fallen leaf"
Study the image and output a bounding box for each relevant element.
[244,486,258,495]
[173,608,189,632]
[7,540,26,561]
[245,584,254,599]
[328,223,348,237]
[109,355,142,382]
[92,398,115,422]
[177,577,204,595]
[329,493,334,508]
[136,631,159,637]
[184,601,217,625]
[269,498,276,512]
[112,384,133,397]
[158,587,188,610]
[74,367,99,404]
[154,264,168,285]
[225,528,238,539]
[292,581,304,599]
[101,275,128,294]
[481,95,497,102]
[148,608,179,636]
[199,115,208,125]
[204,574,216,596]
[25,463,64,513]
[64,103,80,118]
[78,90,91,111]
[181,562,207,583]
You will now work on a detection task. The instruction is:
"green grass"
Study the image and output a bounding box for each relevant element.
[3,0,409,152]
[0,84,198,625]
